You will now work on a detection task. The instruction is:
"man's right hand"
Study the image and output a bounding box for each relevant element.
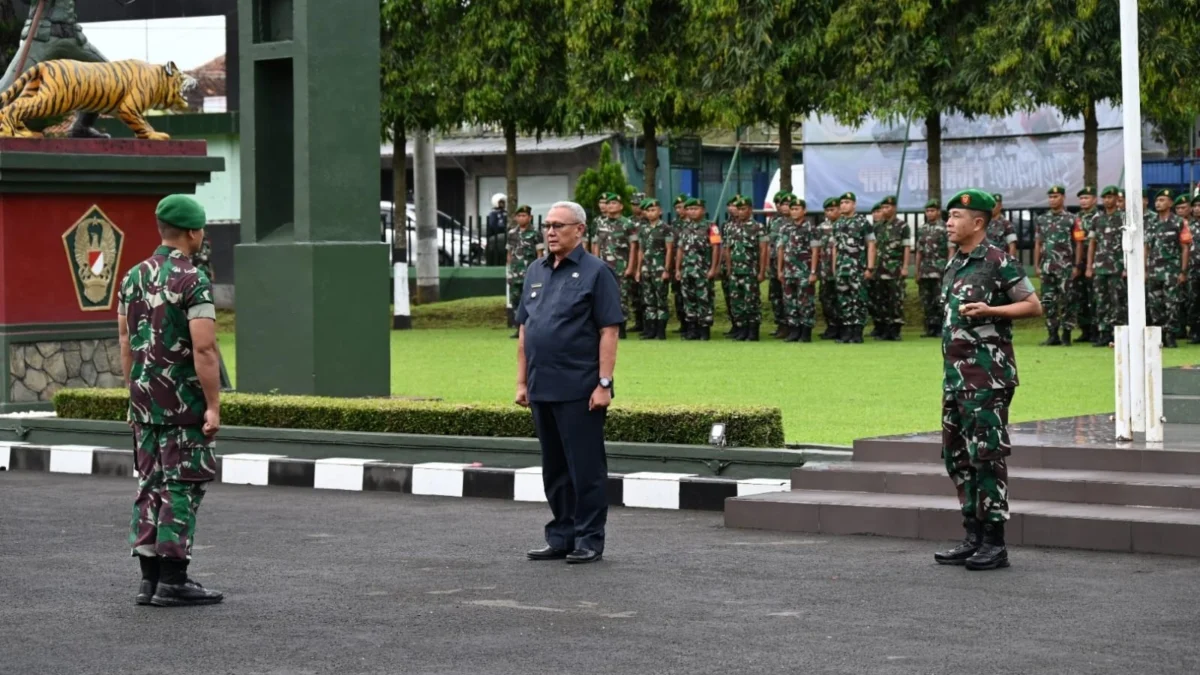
[515,383,529,407]
[202,408,221,437]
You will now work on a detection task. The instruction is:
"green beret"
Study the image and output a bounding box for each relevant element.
[674,193,690,204]
[1100,185,1120,197]
[947,188,996,214]
[840,191,857,202]
[1174,194,1190,206]
[778,193,795,206]
[641,198,661,209]
[1191,195,1200,206]
[822,197,838,209]
[790,198,807,209]
[879,195,897,207]
[683,197,704,207]
[1047,185,1066,195]
[1155,188,1174,200]
[924,199,940,209]
[604,192,623,203]
[733,195,752,208]
[1118,189,1126,197]
[726,195,739,206]
[871,201,883,212]
[155,194,206,230]
[991,193,1002,202]
[1077,185,1096,197]
[773,190,788,201]
[514,204,532,215]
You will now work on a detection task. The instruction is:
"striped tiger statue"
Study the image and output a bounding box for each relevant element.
[0,59,197,140]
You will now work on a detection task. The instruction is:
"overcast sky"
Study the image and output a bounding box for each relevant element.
[79,17,226,71]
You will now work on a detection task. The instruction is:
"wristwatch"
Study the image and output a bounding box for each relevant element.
[599,377,613,390]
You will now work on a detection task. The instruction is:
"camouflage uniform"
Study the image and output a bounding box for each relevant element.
[677,219,719,330]
[506,225,544,314]
[941,241,1035,527]
[779,217,820,331]
[833,214,875,338]
[871,216,911,334]
[817,216,838,333]
[638,219,673,323]
[1035,210,1078,337]
[917,217,950,335]
[1088,209,1126,340]
[767,213,791,327]
[985,217,1017,251]
[1145,213,1190,338]
[192,235,214,282]
[1189,215,1200,340]
[1073,208,1101,339]
[118,246,217,562]
[725,216,768,329]
[597,215,640,327]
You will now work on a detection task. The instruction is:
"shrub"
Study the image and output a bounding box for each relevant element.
[53,388,785,448]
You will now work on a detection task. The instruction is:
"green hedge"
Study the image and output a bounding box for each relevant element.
[53,389,785,447]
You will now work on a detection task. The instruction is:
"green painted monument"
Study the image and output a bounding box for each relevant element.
[233,0,390,397]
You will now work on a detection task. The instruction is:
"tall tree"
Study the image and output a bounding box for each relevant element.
[0,0,20,75]
[824,0,996,202]
[452,0,569,209]
[566,0,710,198]
[686,0,837,194]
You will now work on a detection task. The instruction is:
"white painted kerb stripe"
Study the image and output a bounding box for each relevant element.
[50,445,103,474]
[736,478,790,497]
[411,462,470,497]
[221,453,285,486]
[513,466,546,503]
[0,441,27,471]
[314,458,381,491]
[622,472,697,510]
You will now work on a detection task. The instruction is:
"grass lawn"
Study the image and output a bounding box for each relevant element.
[214,286,1200,447]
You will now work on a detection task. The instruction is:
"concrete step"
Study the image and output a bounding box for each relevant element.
[1164,394,1200,425]
[724,489,1200,557]
[1163,366,1200,396]
[792,462,1200,509]
[851,438,1200,474]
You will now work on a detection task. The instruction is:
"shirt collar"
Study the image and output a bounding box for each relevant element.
[155,245,184,258]
[544,242,587,267]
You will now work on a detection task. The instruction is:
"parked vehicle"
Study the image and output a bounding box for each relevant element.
[379,201,485,267]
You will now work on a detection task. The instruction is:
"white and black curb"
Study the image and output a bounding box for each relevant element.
[0,442,791,513]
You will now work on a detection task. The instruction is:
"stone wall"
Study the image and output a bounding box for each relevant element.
[10,339,123,403]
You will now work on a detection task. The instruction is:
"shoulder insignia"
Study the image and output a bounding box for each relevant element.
[62,205,125,311]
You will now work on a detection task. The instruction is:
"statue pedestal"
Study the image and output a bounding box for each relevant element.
[0,138,224,411]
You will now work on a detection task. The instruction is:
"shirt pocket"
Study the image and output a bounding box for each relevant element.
[552,280,591,319]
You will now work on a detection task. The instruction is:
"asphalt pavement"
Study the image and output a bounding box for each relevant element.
[2,471,1199,675]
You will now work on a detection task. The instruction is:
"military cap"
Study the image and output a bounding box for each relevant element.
[790,198,807,208]
[675,193,690,204]
[839,191,857,202]
[155,194,206,230]
[1154,187,1174,200]
[947,188,996,213]
[726,195,740,206]
[822,197,838,209]
[1047,185,1066,195]
[684,197,705,207]
[733,195,752,208]
[1077,185,1096,197]
[1174,194,1190,206]
[1118,189,1126,197]
[773,190,789,202]
[879,195,897,207]
[514,204,532,215]
[991,193,1003,202]
[871,201,882,212]
[1100,185,1120,197]
[631,190,646,201]
[604,192,623,203]
[1192,195,1200,206]
[924,199,940,209]
[641,198,661,209]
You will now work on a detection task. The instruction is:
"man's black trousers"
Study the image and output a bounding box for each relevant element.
[530,398,608,554]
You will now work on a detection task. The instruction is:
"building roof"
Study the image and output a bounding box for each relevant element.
[380,133,616,158]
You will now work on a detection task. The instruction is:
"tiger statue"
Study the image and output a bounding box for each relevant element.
[0,59,197,140]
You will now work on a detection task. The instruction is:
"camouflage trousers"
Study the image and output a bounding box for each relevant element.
[129,423,217,560]
[1147,277,1184,334]
[768,277,785,324]
[1189,276,1200,330]
[681,273,715,327]
[1074,272,1094,332]
[1093,274,1127,334]
[868,278,906,326]
[619,274,637,326]
[834,274,868,326]
[781,277,816,328]
[728,274,763,325]
[672,278,684,325]
[721,277,733,322]
[1040,272,1076,332]
[507,275,526,315]
[942,387,1013,524]
[640,271,670,322]
[819,278,837,326]
[918,278,943,328]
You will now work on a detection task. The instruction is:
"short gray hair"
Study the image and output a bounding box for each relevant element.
[548,201,587,225]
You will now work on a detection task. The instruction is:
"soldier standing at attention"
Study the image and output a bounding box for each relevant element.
[915,199,953,338]
[719,196,740,333]
[767,192,793,338]
[1033,185,1078,345]
[934,189,1042,571]
[1085,186,1126,348]
[1145,188,1191,348]
[506,205,545,338]
[777,198,821,342]
[118,194,225,607]
[1190,195,1200,344]
[872,196,912,341]
[634,198,673,341]
[817,197,841,339]
[588,195,608,253]
[986,194,1018,257]
[867,202,886,337]
[674,197,722,340]
[1173,194,1192,340]
[832,192,877,344]
[724,195,769,341]
[670,194,689,333]
[629,190,647,334]
[1073,186,1100,344]
[593,193,639,339]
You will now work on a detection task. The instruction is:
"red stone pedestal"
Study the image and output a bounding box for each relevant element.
[0,139,224,410]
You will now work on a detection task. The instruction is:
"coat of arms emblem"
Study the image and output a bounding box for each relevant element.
[61,205,124,310]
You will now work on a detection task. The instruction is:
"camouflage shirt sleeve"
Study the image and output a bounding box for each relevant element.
[998,256,1035,302]
[182,272,217,321]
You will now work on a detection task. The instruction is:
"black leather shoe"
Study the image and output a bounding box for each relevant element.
[639,319,658,340]
[800,326,813,342]
[820,325,838,340]
[1062,329,1073,346]
[784,327,801,342]
[150,579,224,607]
[1040,329,1061,346]
[527,545,572,561]
[934,518,982,565]
[565,549,603,564]
[136,579,157,606]
[965,522,1010,571]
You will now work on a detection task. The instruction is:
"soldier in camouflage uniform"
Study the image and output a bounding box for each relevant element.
[1072,186,1100,343]
[985,194,1017,257]
[767,191,793,338]
[870,196,911,341]
[629,190,647,333]
[915,199,952,338]
[635,198,673,340]
[587,195,608,251]
[1145,188,1191,348]
[1174,193,1193,339]
[506,205,545,338]
[934,189,1042,572]
[719,196,739,333]
[674,197,721,340]
[723,195,769,341]
[117,194,225,608]
[817,198,841,339]
[187,234,233,390]
[776,199,821,342]
[670,194,689,332]
[831,192,876,344]
[866,202,885,336]
[592,193,639,338]
[1190,195,1200,344]
[1085,186,1126,348]
[1033,185,1079,345]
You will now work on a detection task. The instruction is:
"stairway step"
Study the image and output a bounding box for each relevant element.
[725,489,1200,557]
[1164,395,1200,425]
[792,462,1200,509]
[851,437,1200,474]
[1163,366,1200,396]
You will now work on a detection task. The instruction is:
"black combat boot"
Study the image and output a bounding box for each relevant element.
[698,326,711,341]
[870,324,882,339]
[150,558,224,607]
[835,326,851,343]
[1040,328,1061,346]
[1165,332,1178,348]
[657,321,668,340]
[934,518,982,565]
[774,324,790,339]
[882,324,900,341]
[1062,329,1072,346]
[850,325,865,343]
[784,326,801,342]
[136,555,160,606]
[682,324,698,340]
[820,324,838,340]
[732,324,749,341]
[640,319,658,340]
[1190,326,1200,344]
[748,323,760,342]
[800,326,813,343]
[965,522,1010,571]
